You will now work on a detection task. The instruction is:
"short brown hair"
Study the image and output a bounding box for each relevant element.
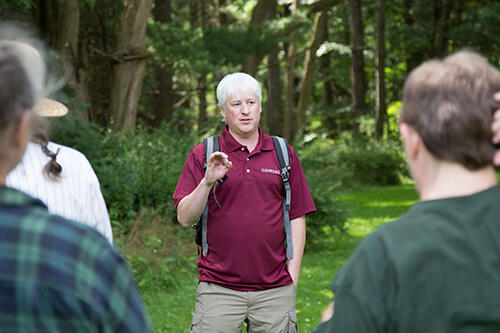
[400,51,500,170]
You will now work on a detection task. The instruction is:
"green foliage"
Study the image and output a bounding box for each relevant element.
[385,101,402,140]
[297,133,408,249]
[0,0,32,8]
[115,207,199,293]
[50,115,197,227]
[125,252,179,290]
[203,25,277,66]
[333,134,408,186]
[148,19,210,73]
[299,140,348,248]
[450,1,500,57]
[302,133,408,188]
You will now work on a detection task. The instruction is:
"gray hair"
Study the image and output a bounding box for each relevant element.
[0,24,48,132]
[0,24,47,103]
[216,72,262,109]
[0,42,38,131]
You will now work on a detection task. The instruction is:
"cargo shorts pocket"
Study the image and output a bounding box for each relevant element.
[189,313,203,333]
[287,311,298,333]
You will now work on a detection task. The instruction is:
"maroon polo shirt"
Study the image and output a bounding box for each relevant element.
[173,126,316,291]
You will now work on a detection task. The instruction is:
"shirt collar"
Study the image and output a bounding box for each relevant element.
[220,125,274,153]
[0,186,47,209]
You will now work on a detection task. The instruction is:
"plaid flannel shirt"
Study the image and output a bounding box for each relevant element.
[0,186,152,332]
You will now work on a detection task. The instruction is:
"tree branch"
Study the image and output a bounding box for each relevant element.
[91,46,150,63]
[306,0,346,14]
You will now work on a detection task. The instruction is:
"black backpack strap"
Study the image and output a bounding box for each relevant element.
[200,135,220,256]
[272,136,293,260]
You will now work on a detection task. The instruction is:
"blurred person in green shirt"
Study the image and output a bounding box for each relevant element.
[315,50,500,333]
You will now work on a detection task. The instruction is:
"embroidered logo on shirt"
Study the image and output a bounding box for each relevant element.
[261,168,280,175]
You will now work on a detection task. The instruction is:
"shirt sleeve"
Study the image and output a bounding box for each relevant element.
[86,169,113,244]
[288,145,316,219]
[314,231,398,333]
[172,143,205,208]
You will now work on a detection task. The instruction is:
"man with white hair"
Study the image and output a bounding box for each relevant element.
[0,36,151,332]
[174,72,316,332]
[314,50,500,332]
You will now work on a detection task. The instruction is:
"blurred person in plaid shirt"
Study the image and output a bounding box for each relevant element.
[0,27,152,332]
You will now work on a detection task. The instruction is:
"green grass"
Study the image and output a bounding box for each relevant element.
[141,184,419,332]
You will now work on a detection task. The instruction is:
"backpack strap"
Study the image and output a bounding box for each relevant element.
[272,136,293,260]
[200,135,220,256]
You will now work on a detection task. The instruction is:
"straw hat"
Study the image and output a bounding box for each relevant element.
[33,98,68,117]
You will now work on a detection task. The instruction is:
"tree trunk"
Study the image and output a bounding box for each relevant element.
[348,0,367,121]
[437,0,453,56]
[197,76,208,130]
[297,10,328,129]
[188,0,210,131]
[308,0,345,13]
[374,0,386,139]
[188,0,198,25]
[450,0,463,50]
[216,0,228,25]
[266,52,282,136]
[151,0,175,126]
[284,0,299,142]
[37,0,90,120]
[320,19,340,135]
[264,0,282,136]
[241,0,275,75]
[110,0,153,132]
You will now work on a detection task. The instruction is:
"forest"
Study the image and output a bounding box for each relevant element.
[2,0,499,139]
[1,0,500,331]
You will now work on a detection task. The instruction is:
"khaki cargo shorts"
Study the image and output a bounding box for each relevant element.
[190,282,298,333]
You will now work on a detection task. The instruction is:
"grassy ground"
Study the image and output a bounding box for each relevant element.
[136,184,419,332]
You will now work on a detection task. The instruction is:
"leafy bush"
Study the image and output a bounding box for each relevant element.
[298,139,348,249]
[50,116,197,231]
[298,134,408,249]
[117,207,198,292]
[334,135,408,186]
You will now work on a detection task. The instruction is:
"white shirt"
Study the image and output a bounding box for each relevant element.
[6,141,113,243]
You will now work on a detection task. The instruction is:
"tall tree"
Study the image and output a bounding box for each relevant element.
[284,0,300,141]
[188,0,211,131]
[348,0,367,121]
[297,10,328,129]
[435,0,453,57]
[110,0,153,132]
[37,0,90,120]
[150,0,175,127]
[374,0,386,139]
[241,0,275,75]
[320,16,342,135]
[215,0,227,25]
[265,0,282,136]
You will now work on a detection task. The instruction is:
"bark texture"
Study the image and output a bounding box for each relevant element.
[111,0,153,132]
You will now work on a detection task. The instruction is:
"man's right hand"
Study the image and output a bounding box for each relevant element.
[204,152,232,186]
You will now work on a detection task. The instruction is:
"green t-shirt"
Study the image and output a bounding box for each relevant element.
[315,185,500,333]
